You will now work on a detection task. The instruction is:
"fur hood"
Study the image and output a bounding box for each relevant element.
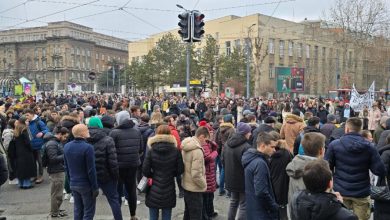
[285,114,304,123]
[61,115,79,124]
[219,122,234,129]
[181,136,203,152]
[147,134,177,148]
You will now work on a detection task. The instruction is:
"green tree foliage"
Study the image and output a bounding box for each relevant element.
[199,35,219,89]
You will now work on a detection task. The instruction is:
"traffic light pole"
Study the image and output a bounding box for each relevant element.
[186,42,190,98]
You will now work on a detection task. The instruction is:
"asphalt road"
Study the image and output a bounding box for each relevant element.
[0,174,230,220]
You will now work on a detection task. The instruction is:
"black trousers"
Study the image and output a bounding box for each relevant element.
[183,190,203,220]
[202,192,214,220]
[117,167,137,216]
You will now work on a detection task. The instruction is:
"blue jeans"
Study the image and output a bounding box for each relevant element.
[18,179,32,188]
[149,208,172,220]
[99,180,122,220]
[216,156,225,193]
[71,187,96,220]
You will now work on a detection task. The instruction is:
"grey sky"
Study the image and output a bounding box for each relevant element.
[0,0,336,40]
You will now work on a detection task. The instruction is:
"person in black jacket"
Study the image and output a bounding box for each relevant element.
[110,110,143,220]
[137,114,154,182]
[142,125,184,220]
[0,151,8,187]
[88,117,121,220]
[270,138,292,220]
[44,127,69,218]
[223,122,251,220]
[374,134,390,220]
[251,116,276,147]
[291,159,357,220]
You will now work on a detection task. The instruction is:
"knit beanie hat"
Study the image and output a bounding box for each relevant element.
[88,116,103,128]
[223,114,233,123]
[101,115,115,128]
[220,108,230,116]
[327,114,336,123]
[237,122,251,135]
[115,110,130,126]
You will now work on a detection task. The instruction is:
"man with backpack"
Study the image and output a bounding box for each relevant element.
[25,109,49,184]
[42,127,69,218]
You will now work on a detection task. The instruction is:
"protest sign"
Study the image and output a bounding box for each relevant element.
[349,82,375,112]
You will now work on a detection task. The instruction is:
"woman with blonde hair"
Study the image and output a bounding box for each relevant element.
[150,112,163,126]
[142,125,184,220]
[8,116,36,189]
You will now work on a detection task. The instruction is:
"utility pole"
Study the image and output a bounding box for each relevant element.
[246,24,255,99]
[186,43,190,98]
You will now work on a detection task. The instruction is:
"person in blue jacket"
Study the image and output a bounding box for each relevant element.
[242,132,279,220]
[25,109,49,184]
[325,117,385,220]
[64,124,99,220]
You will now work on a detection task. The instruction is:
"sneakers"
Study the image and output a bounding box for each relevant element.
[212,211,219,218]
[130,216,138,220]
[137,200,141,205]
[51,210,68,218]
[9,179,18,185]
[69,196,74,204]
[124,200,128,206]
[35,177,43,184]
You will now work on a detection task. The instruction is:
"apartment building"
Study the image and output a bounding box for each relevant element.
[129,13,390,96]
[0,21,129,91]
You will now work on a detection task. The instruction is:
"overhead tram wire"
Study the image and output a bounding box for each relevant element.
[121,9,164,32]
[1,0,100,30]
[0,0,31,14]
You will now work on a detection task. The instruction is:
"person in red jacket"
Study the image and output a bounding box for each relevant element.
[200,122,219,219]
[164,116,181,150]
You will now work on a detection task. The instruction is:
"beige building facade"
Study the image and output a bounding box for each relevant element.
[129,13,390,96]
[0,21,129,91]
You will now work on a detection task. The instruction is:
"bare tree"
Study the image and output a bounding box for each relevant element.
[251,37,268,97]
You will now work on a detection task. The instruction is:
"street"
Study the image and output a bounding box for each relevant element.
[0,173,230,220]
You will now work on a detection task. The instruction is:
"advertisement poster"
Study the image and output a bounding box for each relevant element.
[276,67,305,93]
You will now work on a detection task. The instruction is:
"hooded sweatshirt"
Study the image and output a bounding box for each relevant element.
[286,155,317,203]
[181,136,207,192]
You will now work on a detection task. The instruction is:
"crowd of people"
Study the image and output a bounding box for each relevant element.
[0,92,389,220]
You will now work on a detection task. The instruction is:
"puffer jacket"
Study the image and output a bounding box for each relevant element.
[215,122,235,155]
[44,133,65,174]
[142,134,184,209]
[286,155,317,203]
[223,132,250,193]
[88,127,119,183]
[203,141,218,193]
[1,128,14,151]
[28,116,49,150]
[291,191,358,220]
[109,119,143,168]
[181,136,207,192]
[242,148,279,220]
[377,119,390,147]
[280,114,305,152]
[325,132,386,197]
[138,122,154,162]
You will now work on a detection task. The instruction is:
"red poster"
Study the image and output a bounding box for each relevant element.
[291,67,305,92]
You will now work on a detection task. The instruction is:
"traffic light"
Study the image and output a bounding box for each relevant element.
[192,10,205,42]
[178,12,191,42]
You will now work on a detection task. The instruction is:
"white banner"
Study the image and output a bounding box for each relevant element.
[349,82,375,112]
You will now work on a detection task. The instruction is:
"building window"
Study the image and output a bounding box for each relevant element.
[96,64,99,72]
[306,45,310,58]
[76,60,80,68]
[81,49,85,56]
[34,48,38,58]
[42,48,46,57]
[268,39,275,54]
[288,41,293,57]
[35,60,39,69]
[87,50,90,57]
[348,51,353,67]
[96,53,98,59]
[108,56,111,62]
[71,47,75,54]
[322,47,326,59]
[314,46,319,59]
[42,60,46,69]
[76,48,80,55]
[102,54,105,61]
[234,39,241,50]
[297,43,303,58]
[82,62,85,69]
[269,63,274,79]
[225,41,231,56]
[279,40,284,58]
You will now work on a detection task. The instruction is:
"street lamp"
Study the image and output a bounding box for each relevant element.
[176,4,187,10]
[246,23,256,99]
